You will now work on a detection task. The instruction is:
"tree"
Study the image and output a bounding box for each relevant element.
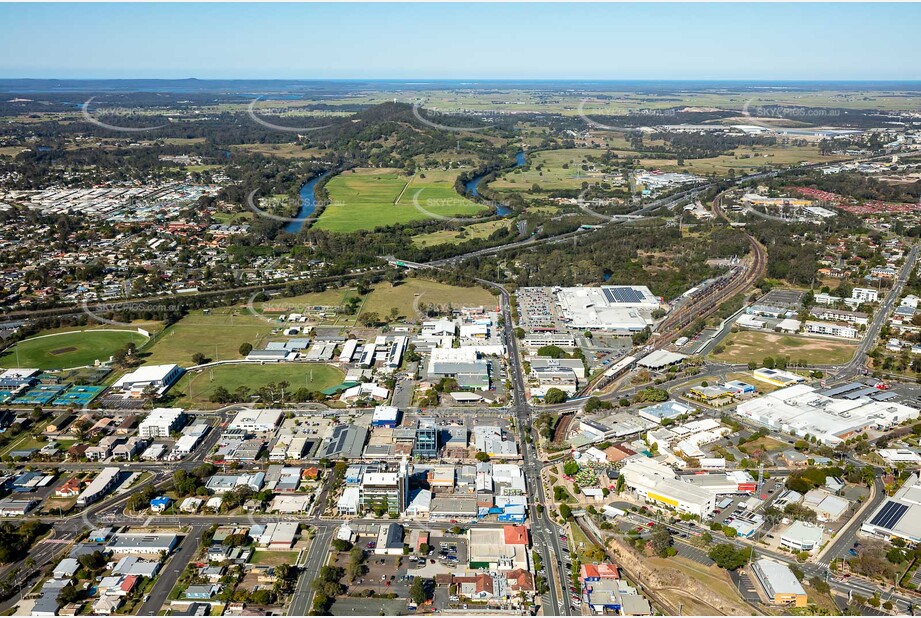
[78,551,106,572]
[57,583,85,605]
[537,345,567,359]
[358,312,381,327]
[708,544,751,570]
[762,356,775,369]
[563,461,580,476]
[559,503,573,520]
[410,577,429,605]
[649,525,673,557]
[192,352,207,365]
[332,539,353,552]
[543,388,567,404]
[475,451,490,462]
[239,342,253,356]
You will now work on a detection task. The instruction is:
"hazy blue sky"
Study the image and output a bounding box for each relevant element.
[1,3,918,80]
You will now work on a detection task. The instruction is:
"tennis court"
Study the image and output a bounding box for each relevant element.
[12,384,66,405]
[52,385,105,406]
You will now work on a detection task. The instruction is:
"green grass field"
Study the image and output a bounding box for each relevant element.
[0,330,149,370]
[360,279,497,320]
[254,288,360,314]
[314,167,487,232]
[490,148,606,192]
[711,331,857,365]
[413,219,511,247]
[141,309,279,368]
[170,363,344,408]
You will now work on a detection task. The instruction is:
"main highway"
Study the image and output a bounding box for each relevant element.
[486,276,573,616]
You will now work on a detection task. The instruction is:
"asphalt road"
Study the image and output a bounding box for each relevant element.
[841,244,920,380]
[289,524,334,616]
[485,278,571,616]
[138,525,206,615]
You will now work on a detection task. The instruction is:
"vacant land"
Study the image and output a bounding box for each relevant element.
[711,330,856,365]
[490,148,607,192]
[230,143,324,159]
[413,219,511,247]
[0,329,149,370]
[250,550,300,566]
[170,363,343,408]
[631,144,845,177]
[254,288,360,314]
[315,167,486,232]
[646,555,752,616]
[742,435,789,453]
[141,309,278,368]
[361,279,497,320]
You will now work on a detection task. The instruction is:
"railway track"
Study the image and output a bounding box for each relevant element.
[652,190,767,348]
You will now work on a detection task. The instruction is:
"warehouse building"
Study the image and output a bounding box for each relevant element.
[861,473,921,544]
[620,458,714,517]
[427,347,489,390]
[112,364,184,397]
[752,559,808,607]
[228,409,282,433]
[735,384,919,445]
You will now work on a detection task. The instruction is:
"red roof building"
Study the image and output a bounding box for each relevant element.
[503,525,528,545]
[580,563,620,583]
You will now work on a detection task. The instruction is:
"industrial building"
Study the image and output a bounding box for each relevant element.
[735,384,919,445]
[112,364,184,397]
[228,409,282,433]
[554,285,658,332]
[752,559,808,607]
[427,347,490,390]
[861,473,921,544]
[620,458,714,517]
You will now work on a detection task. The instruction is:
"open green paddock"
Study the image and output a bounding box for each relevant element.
[141,309,279,368]
[0,329,149,370]
[169,362,344,408]
[314,167,488,233]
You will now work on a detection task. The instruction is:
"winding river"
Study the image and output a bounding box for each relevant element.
[463,150,526,217]
[283,173,328,234]
[291,152,527,232]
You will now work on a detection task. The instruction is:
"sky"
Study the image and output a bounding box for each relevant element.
[0,2,919,80]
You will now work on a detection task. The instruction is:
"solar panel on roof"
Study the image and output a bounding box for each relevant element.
[869,500,908,529]
[604,287,645,304]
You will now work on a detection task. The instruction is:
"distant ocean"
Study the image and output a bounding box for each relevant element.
[1,78,921,94]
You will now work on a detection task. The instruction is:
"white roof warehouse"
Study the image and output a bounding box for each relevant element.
[735,384,918,446]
